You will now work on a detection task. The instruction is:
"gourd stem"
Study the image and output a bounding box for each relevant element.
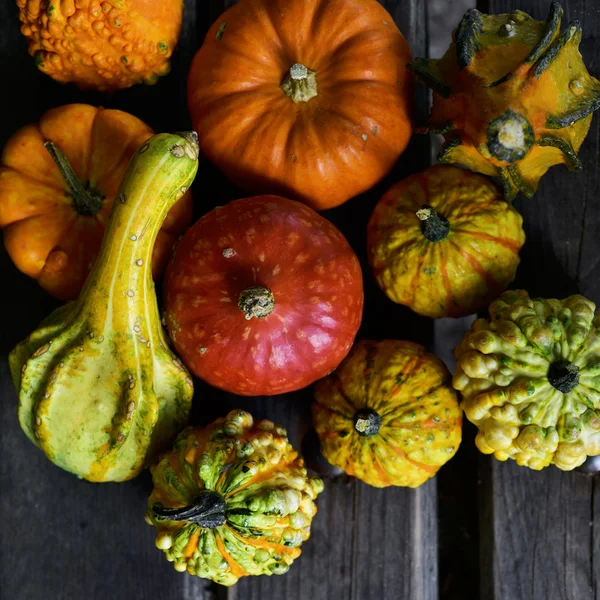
[548,360,579,393]
[44,141,104,216]
[152,490,226,530]
[353,409,381,437]
[238,286,275,320]
[281,63,318,103]
[416,205,450,242]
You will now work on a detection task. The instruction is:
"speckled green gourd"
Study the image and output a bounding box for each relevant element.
[9,132,199,482]
[147,410,324,585]
[453,290,600,470]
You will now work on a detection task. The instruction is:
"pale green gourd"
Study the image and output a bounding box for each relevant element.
[9,132,199,482]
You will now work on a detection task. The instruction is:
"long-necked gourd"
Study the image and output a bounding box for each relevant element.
[9,132,199,482]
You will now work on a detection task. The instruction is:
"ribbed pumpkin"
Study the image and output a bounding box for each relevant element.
[147,410,324,585]
[313,340,462,488]
[0,104,192,299]
[367,165,525,318]
[453,290,600,471]
[409,2,600,200]
[187,0,413,210]
[17,0,183,91]
[9,131,198,482]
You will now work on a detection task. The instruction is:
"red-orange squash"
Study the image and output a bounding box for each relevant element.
[17,0,183,91]
[0,104,193,300]
[164,196,364,396]
[188,0,413,210]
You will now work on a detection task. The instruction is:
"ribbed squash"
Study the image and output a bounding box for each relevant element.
[8,132,199,482]
[409,2,600,200]
[0,104,192,299]
[187,0,413,210]
[368,165,525,318]
[453,290,600,471]
[17,0,183,91]
[147,410,324,585]
[313,340,462,488]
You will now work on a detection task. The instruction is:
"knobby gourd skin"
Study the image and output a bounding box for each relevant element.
[147,410,324,585]
[453,290,600,471]
[164,195,364,396]
[0,104,193,300]
[9,132,199,482]
[408,2,600,200]
[313,340,462,488]
[188,0,413,210]
[17,0,183,91]
[368,165,525,318]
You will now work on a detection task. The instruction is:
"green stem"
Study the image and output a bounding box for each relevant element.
[353,409,381,437]
[44,141,104,216]
[548,360,579,394]
[152,490,226,529]
[416,205,450,242]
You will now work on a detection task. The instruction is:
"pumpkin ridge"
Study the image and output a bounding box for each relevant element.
[0,164,66,196]
[438,244,456,312]
[451,228,523,253]
[383,438,440,473]
[448,238,498,288]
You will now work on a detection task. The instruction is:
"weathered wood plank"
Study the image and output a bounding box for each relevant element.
[477,1,600,599]
[0,2,212,599]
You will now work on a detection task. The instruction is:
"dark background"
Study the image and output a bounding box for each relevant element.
[1,1,598,599]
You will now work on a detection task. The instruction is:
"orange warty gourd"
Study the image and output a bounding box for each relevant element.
[17,0,184,91]
[367,165,525,318]
[313,340,462,488]
[187,0,413,211]
[0,104,193,300]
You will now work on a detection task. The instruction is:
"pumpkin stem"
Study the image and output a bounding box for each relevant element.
[281,63,318,103]
[416,205,450,242]
[152,490,226,530]
[548,360,580,393]
[44,141,104,216]
[238,286,275,320]
[353,409,381,437]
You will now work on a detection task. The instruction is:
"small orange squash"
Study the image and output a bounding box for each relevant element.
[367,165,525,318]
[188,0,413,210]
[313,340,462,488]
[17,0,184,91]
[0,104,193,300]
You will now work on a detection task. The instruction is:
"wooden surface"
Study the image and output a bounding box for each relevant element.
[0,1,598,599]
[477,2,600,600]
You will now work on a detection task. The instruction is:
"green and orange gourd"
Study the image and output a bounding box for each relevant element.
[147,410,323,585]
[409,2,600,199]
[9,131,199,482]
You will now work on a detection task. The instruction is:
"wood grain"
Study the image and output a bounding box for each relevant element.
[0,2,211,599]
[477,1,600,599]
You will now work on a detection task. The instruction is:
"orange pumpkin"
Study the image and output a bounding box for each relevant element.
[187,0,413,211]
[17,0,183,91]
[0,104,193,300]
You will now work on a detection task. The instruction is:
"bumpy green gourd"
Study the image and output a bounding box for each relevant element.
[146,410,324,585]
[409,2,600,200]
[9,132,199,482]
[453,290,600,470]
